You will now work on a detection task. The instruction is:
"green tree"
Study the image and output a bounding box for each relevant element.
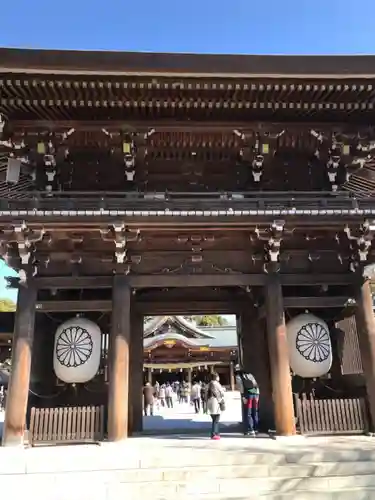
[0,298,16,312]
[192,315,228,327]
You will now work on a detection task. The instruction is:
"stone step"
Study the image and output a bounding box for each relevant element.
[263,490,375,500]
[103,475,375,498]
[204,491,375,500]
[38,461,375,482]
[3,461,375,499]
[20,447,375,473]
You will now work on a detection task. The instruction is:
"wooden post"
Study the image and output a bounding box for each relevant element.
[107,275,131,442]
[128,310,144,434]
[265,274,296,436]
[241,308,274,431]
[355,279,375,431]
[2,282,37,447]
[229,362,235,391]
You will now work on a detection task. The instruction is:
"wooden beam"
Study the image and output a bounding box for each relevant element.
[36,300,112,312]
[35,276,113,289]
[284,296,352,308]
[33,273,356,290]
[130,273,356,288]
[9,120,290,133]
[136,300,242,315]
[34,299,241,314]
[258,296,352,317]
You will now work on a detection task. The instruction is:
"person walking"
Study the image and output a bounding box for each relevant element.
[207,372,225,440]
[159,384,166,407]
[235,364,260,436]
[191,380,201,413]
[143,382,155,416]
[181,381,189,404]
[201,381,208,413]
[165,383,173,408]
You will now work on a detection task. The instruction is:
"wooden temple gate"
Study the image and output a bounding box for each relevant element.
[1,48,375,444]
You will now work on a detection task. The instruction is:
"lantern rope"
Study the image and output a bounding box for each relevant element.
[28,387,65,399]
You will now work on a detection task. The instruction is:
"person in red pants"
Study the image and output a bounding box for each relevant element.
[235,365,260,436]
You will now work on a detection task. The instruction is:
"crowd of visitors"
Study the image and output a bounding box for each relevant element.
[143,379,211,416]
[142,365,260,440]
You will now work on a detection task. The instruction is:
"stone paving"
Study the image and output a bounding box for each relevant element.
[143,390,242,433]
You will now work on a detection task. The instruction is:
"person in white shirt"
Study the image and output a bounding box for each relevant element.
[165,383,173,408]
[191,381,201,413]
[207,373,225,440]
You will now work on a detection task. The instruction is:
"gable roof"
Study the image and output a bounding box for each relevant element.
[143,316,238,349]
[144,316,215,339]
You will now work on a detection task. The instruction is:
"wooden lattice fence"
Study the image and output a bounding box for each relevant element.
[296,394,369,435]
[29,405,105,445]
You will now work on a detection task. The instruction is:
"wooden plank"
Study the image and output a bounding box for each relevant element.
[29,407,36,443]
[339,399,348,431]
[34,273,356,290]
[35,276,112,289]
[47,408,54,441]
[77,407,82,440]
[284,296,351,309]
[42,409,48,442]
[136,300,243,315]
[296,399,304,434]
[259,296,353,318]
[310,395,318,433]
[35,299,242,315]
[36,300,112,313]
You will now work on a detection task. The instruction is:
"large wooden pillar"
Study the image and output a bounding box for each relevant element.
[2,282,37,447]
[128,309,144,434]
[107,275,131,441]
[355,279,375,431]
[240,308,274,431]
[265,274,296,436]
[229,362,235,391]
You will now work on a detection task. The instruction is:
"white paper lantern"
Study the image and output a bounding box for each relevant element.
[53,317,102,384]
[286,313,332,378]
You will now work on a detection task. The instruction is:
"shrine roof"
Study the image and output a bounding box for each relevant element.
[144,315,215,339]
[144,316,238,349]
[1,47,375,78]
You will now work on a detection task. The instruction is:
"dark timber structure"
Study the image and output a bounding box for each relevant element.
[2,48,375,444]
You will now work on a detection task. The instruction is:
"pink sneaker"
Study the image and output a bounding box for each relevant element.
[212,435,221,440]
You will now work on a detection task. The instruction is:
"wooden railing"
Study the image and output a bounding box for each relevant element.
[296,394,369,435]
[0,189,368,213]
[29,405,105,445]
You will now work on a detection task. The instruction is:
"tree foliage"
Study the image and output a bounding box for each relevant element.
[0,298,16,312]
[192,315,228,327]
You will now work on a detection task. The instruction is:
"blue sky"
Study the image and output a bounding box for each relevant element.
[1,0,375,304]
[2,0,375,55]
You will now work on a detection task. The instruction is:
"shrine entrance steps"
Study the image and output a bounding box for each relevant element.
[1,435,375,499]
